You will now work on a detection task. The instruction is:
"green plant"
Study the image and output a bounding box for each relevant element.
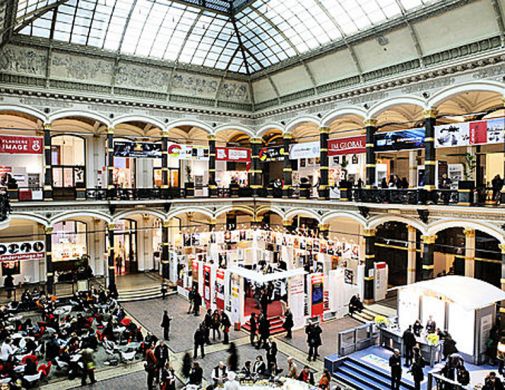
[426,333,440,346]
[374,315,388,327]
[463,152,476,181]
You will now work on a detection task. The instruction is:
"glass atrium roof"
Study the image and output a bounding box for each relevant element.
[17,0,441,74]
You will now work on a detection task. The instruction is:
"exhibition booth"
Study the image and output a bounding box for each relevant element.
[394,276,505,364]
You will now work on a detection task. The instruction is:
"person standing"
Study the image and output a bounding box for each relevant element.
[187,287,195,314]
[389,349,402,390]
[221,311,231,345]
[204,309,213,344]
[4,274,14,300]
[115,255,123,275]
[258,314,270,349]
[249,312,258,346]
[408,357,424,390]
[211,309,221,341]
[283,308,294,339]
[260,289,269,316]
[426,315,436,334]
[145,344,158,390]
[193,290,202,316]
[484,371,504,390]
[412,320,423,337]
[266,340,278,368]
[193,324,205,359]
[402,325,416,367]
[307,322,322,361]
[161,310,172,341]
[80,348,97,386]
[189,361,203,386]
[154,340,169,384]
[160,362,176,390]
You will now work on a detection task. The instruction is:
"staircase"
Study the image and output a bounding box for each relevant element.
[350,303,397,324]
[333,357,415,390]
[242,316,285,335]
[118,285,176,302]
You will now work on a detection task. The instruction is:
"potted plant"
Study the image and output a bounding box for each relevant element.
[184,164,194,198]
[338,157,353,201]
[458,152,476,205]
[374,315,389,328]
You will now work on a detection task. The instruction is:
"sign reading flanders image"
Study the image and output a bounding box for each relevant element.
[374,128,425,152]
[0,240,45,262]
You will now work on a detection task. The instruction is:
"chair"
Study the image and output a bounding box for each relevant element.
[119,349,136,363]
[23,372,41,388]
[38,361,52,378]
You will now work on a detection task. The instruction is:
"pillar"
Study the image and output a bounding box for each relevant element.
[107,223,116,290]
[249,137,263,196]
[43,123,53,200]
[161,221,170,280]
[501,97,505,203]
[208,135,217,198]
[45,226,54,294]
[421,235,437,280]
[407,226,417,284]
[423,110,437,203]
[251,215,263,229]
[282,133,293,198]
[365,120,377,189]
[363,228,376,303]
[464,229,476,278]
[319,127,330,200]
[161,130,169,199]
[318,223,329,240]
[282,219,293,233]
[499,243,505,331]
[408,151,417,188]
[106,127,115,195]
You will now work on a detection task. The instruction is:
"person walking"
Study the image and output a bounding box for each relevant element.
[160,362,176,390]
[266,340,278,368]
[193,290,202,316]
[189,361,203,386]
[249,312,258,346]
[258,314,270,349]
[408,357,424,390]
[161,310,172,341]
[154,340,169,384]
[204,309,213,344]
[221,311,231,344]
[211,309,221,341]
[193,324,205,359]
[283,308,294,339]
[145,344,158,390]
[402,325,416,367]
[389,349,402,390]
[80,348,97,386]
[187,287,195,314]
[306,322,322,361]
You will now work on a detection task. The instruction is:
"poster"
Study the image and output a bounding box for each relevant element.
[259,146,284,161]
[216,147,251,162]
[203,264,211,305]
[0,135,43,155]
[487,118,505,144]
[435,119,505,148]
[289,141,320,159]
[0,240,45,262]
[374,128,425,151]
[310,273,324,317]
[113,141,162,158]
[167,142,209,160]
[374,262,388,302]
[215,269,225,310]
[328,136,366,156]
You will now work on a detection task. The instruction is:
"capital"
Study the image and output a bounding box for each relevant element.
[364,119,377,127]
[107,126,115,135]
[363,228,376,237]
[424,109,438,119]
[43,123,52,131]
[250,137,263,145]
[464,228,475,238]
[44,226,54,234]
[207,134,216,141]
[421,235,437,245]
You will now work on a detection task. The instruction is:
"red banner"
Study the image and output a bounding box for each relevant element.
[216,147,251,162]
[328,136,366,156]
[0,136,43,155]
[469,121,488,145]
[203,264,211,307]
[215,269,225,310]
[310,273,324,318]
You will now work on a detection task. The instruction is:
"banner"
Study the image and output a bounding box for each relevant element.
[0,240,45,262]
[487,118,505,144]
[215,269,225,310]
[374,128,425,152]
[310,273,324,317]
[259,146,284,162]
[435,119,504,148]
[113,141,162,158]
[0,135,43,155]
[167,142,209,160]
[203,264,211,306]
[289,141,320,159]
[328,136,366,156]
[216,147,251,162]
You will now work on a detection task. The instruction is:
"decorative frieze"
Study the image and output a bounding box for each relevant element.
[51,52,114,84]
[0,45,47,77]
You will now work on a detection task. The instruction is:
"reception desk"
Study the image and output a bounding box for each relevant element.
[379,327,440,367]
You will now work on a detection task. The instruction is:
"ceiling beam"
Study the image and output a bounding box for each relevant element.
[490,0,505,45]
[13,0,69,34]
[394,0,425,66]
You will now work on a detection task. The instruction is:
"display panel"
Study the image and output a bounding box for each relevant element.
[448,303,474,355]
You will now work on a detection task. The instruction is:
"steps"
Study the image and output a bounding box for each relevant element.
[242,316,285,335]
[118,285,176,302]
[350,304,396,324]
[333,357,415,390]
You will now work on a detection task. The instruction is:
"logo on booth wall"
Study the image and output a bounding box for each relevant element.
[32,139,42,152]
[167,143,182,158]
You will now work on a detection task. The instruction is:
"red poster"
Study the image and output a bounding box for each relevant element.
[216,147,251,162]
[192,261,199,284]
[203,264,211,306]
[469,121,488,145]
[311,273,324,317]
[328,136,366,156]
[215,269,225,310]
[0,136,43,155]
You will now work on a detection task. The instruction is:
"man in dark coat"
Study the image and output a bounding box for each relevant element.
[204,309,213,344]
[306,323,322,361]
[389,349,402,390]
[402,325,417,367]
[193,324,205,359]
[193,291,202,316]
[161,310,172,341]
[258,315,270,349]
[154,340,169,383]
[221,311,231,344]
[249,312,258,346]
[189,362,203,386]
[283,308,294,339]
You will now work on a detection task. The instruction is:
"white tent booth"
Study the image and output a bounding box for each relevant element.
[397,276,505,364]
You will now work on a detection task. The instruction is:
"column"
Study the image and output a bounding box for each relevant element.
[501,97,505,203]
[319,127,330,200]
[363,228,376,303]
[408,151,417,188]
[282,133,293,198]
[249,137,263,196]
[107,223,116,290]
[161,221,170,280]
[499,244,505,332]
[161,130,169,199]
[421,235,437,280]
[45,226,54,294]
[43,123,53,200]
[423,110,437,203]
[251,215,263,229]
[407,226,417,284]
[282,219,293,233]
[464,229,476,278]
[106,127,115,196]
[208,135,217,198]
[318,223,329,240]
[365,120,377,189]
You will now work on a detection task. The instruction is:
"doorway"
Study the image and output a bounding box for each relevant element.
[114,219,138,276]
[51,135,86,200]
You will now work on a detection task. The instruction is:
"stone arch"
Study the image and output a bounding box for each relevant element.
[9,213,49,227]
[321,107,367,127]
[112,115,165,130]
[428,81,505,109]
[367,214,427,234]
[321,211,367,227]
[214,124,256,138]
[284,208,322,223]
[214,206,255,219]
[255,206,285,219]
[113,209,166,223]
[166,119,213,134]
[48,110,111,127]
[50,211,112,226]
[0,104,47,122]
[367,96,428,119]
[427,219,505,244]
[285,115,321,134]
[257,123,286,137]
[166,207,214,221]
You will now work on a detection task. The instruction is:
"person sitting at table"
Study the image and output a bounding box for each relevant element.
[0,337,14,363]
[23,357,38,376]
[212,361,228,386]
[297,366,315,385]
[241,361,253,380]
[252,355,266,377]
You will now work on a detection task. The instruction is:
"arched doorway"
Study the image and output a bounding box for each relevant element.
[51,135,86,200]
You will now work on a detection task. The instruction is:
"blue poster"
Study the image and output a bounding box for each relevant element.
[374,128,425,152]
